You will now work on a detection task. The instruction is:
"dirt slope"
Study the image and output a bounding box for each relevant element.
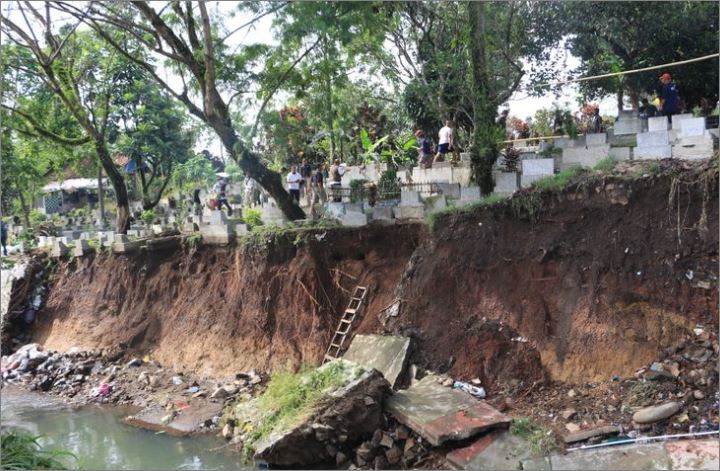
[32,224,421,378]
[383,163,718,386]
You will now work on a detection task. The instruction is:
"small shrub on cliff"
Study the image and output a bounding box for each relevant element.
[510,418,559,455]
[593,157,617,173]
[242,208,262,228]
[532,167,584,191]
[0,430,76,469]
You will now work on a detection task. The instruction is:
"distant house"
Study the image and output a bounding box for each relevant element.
[38,177,110,215]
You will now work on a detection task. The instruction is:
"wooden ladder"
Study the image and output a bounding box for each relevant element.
[322,285,368,364]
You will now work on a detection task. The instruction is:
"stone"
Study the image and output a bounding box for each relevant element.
[648,116,669,132]
[446,430,535,470]
[550,442,669,470]
[493,172,519,195]
[73,239,90,257]
[522,159,554,176]
[678,117,706,138]
[460,186,481,202]
[400,191,421,205]
[336,452,348,466]
[585,133,607,146]
[561,408,577,420]
[665,439,719,470]
[693,390,705,400]
[393,205,424,220]
[341,211,368,227]
[385,374,510,446]
[379,433,394,448]
[567,389,577,398]
[50,241,69,258]
[436,182,461,199]
[127,358,142,367]
[371,207,393,221]
[634,145,672,160]
[222,423,234,439]
[565,423,580,433]
[637,130,669,147]
[210,387,228,399]
[608,146,631,161]
[343,335,410,389]
[564,425,620,444]
[633,402,681,424]
[385,445,402,465]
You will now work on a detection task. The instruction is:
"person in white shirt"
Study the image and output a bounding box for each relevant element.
[434,120,454,163]
[286,165,302,204]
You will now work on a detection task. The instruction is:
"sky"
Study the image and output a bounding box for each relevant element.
[3,1,619,157]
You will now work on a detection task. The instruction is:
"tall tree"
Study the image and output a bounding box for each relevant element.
[0,5,133,231]
[55,1,305,220]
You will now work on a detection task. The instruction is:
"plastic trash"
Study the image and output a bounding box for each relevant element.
[453,381,486,399]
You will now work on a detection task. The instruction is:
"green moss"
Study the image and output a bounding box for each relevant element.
[0,430,76,469]
[242,361,364,458]
[510,418,559,455]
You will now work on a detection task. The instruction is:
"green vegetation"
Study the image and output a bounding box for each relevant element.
[28,210,47,226]
[183,233,203,252]
[242,208,263,228]
[531,167,584,191]
[243,361,363,457]
[140,210,156,226]
[0,430,76,470]
[592,157,617,173]
[510,418,559,455]
[426,193,508,231]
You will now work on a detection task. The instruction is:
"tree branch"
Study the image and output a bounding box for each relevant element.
[2,104,91,146]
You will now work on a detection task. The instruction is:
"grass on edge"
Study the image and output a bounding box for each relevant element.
[242,361,362,457]
[509,417,560,456]
[426,193,509,230]
[592,157,617,173]
[531,167,584,191]
[0,430,77,470]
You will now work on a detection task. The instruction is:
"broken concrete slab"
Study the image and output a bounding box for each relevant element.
[252,360,390,467]
[385,374,510,446]
[550,442,671,470]
[446,429,535,470]
[665,439,719,470]
[343,335,410,389]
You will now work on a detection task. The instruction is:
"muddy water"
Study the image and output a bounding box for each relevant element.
[0,387,243,470]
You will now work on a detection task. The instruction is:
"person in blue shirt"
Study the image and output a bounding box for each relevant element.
[659,73,680,121]
[1,220,8,256]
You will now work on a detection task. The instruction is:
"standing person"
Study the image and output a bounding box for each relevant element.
[213,176,233,216]
[415,130,433,168]
[591,106,603,133]
[433,120,454,163]
[286,165,302,204]
[496,109,509,131]
[1,220,8,256]
[243,176,258,208]
[659,73,680,122]
[300,159,313,205]
[639,98,658,118]
[328,159,345,202]
[192,188,202,216]
[310,164,325,204]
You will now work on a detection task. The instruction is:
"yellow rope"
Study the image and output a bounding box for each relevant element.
[533,53,720,88]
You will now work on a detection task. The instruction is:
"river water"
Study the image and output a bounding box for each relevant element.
[0,387,244,469]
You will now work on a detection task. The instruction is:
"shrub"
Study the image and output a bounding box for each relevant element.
[349,179,369,203]
[0,430,76,469]
[593,157,617,173]
[243,208,263,228]
[28,210,47,226]
[140,209,156,225]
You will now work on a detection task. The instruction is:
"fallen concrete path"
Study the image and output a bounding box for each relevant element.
[124,400,223,436]
[521,438,719,470]
[385,374,510,446]
[343,334,410,389]
[445,429,534,469]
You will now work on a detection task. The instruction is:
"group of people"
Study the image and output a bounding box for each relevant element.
[414,119,459,169]
[286,158,349,206]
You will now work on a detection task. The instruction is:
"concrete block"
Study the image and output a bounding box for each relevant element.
[385,374,510,446]
[446,430,534,470]
[235,223,248,235]
[344,334,410,389]
[372,207,394,221]
[38,236,47,247]
[393,205,424,219]
[670,113,694,129]
[400,191,421,205]
[585,133,607,146]
[427,195,447,212]
[613,119,641,135]
[114,234,129,243]
[345,202,363,213]
[460,186,481,201]
[634,145,672,160]
[672,135,715,160]
[50,241,69,258]
[73,239,90,257]
[648,116,669,132]
[493,172,519,195]
[460,152,471,161]
[451,165,473,187]
[550,443,669,470]
[637,130,669,147]
[522,159,554,176]
[609,146,632,160]
[210,210,228,225]
[522,174,553,188]
[341,211,368,227]
[562,145,610,168]
[553,138,575,149]
[436,182,461,199]
[679,117,706,137]
[126,230,139,238]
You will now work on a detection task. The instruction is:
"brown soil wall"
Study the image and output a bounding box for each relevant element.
[383,167,719,386]
[32,224,422,378]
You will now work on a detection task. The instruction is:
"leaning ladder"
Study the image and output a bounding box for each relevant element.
[322,285,368,364]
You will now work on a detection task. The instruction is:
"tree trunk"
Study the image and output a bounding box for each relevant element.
[18,191,30,228]
[97,166,105,226]
[468,1,498,195]
[628,87,639,111]
[94,140,131,233]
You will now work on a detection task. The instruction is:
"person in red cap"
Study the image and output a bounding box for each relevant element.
[659,73,680,120]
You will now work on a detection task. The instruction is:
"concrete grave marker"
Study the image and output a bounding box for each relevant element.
[585,133,607,146]
[637,130,669,147]
[372,207,394,221]
[679,117,706,138]
[460,186,481,202]
[51,240,69,258]
[522,159,554,176]
[436,182,461,199]
[648,116,669,132]
[343,335,410,389]
[73,239,90,257]
[400,191,421,205]
[341,211,368,227]
[635,145,672,159]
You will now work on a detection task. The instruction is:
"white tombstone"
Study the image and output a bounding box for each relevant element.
[372,207,394,221]
[648,116,669,132]
[460,186,481,201]
[400,191,421,206]
[637,131,669,147]
[678,118,706,138]
[522,159,554,176]
[585,133,607,146]
[341,211,368,227]
[634,145,672,160]
[608,147,631,161]
[494,172,519,195]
